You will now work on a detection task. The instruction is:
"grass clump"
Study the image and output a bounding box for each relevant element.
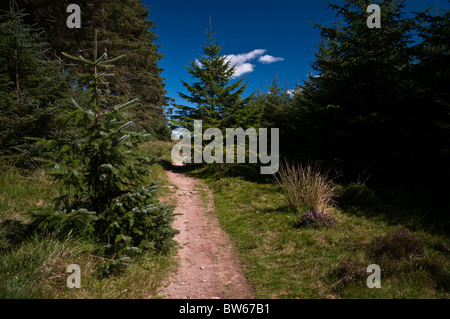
[0,234,176,299]
[274,161,337,213]
[0,167,56,221]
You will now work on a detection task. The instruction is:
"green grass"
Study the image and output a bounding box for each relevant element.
[0,140,177,299]
[0,168,57,221]
[0,235,176,299]
[188,166,450,299]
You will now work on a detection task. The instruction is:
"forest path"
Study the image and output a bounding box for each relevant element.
[158,164,253,299]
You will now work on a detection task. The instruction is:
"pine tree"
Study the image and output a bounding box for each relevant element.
[260,75,292,129]
[0,4,71,164]
[1,0,171,140]
[31,32,176,274]
[172,26,257,133]
[411,7,450,188]
[293,0,416,181]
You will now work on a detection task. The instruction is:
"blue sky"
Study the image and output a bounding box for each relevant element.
[143,0,449,108]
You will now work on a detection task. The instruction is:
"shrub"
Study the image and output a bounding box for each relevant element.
[331,258,367,290]
[275,161,337,213]
[369,228,424,262]
[336,182,378,209]
[296,210,336,229]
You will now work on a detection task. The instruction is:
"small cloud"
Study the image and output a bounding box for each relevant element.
[258,55,284,64]
[225,49,267,66]
[225,49,266,78]
[195,49,284,79]
[233,63,255,77]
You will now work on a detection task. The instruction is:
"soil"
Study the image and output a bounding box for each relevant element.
[158,164,254,299]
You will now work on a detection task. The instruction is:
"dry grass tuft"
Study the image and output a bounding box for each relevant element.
[274,161,337,213]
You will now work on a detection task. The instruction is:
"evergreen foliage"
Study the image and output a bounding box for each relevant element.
[412,6,450,185]
[29,32,176,274]
[0,5,71,164]
[1,0,171,140]
[291,0,417,181]
[171,26,262,133]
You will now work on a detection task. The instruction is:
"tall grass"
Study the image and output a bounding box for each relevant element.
[274,161,337,213]
[202,172,450,298]
[0,236,89,298]
[0,144,177,299]
[0,167,56,221]
[0,234,176,299]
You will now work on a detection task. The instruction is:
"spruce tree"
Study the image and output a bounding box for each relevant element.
[0,5,71,164]
[411,7,450,190]
[294,0,415,182]
[260,75,292,129]
[172,26,256,133]
[1,0,171,140]
[31,32,176,274]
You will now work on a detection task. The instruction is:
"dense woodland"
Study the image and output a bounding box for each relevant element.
[0,0,449,299]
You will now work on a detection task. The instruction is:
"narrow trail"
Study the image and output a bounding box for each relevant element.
[158,164,253,299]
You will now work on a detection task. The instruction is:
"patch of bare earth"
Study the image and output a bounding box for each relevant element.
[158,164,254,299]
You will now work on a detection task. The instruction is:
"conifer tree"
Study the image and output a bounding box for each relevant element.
[31,32,176,274]
[260,76,292,129]
[172,26,257,133]
[1,0,171,140]
[411,7,450,187]
[294,0,415,181]
[0,4,71,163]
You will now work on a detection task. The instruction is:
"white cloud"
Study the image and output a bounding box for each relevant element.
[225,49,266,78]
[258,55,284,64]
[194,49,284,79]
[225,49,267,66]
[232,63,255,77]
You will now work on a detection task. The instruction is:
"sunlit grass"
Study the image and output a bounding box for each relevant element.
[189,166,450,299]
[0,235,175,299]
[0,168,57,221]
[0,140,177,299]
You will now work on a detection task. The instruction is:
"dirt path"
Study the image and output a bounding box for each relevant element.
[158,165,253,299]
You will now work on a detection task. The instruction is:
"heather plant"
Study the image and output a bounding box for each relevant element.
[29,31,176,274]
[296,210,336,229]
[275,160,337,213]
[330,258,367,291]
[368,228,425,278]
[370,228,424,262]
